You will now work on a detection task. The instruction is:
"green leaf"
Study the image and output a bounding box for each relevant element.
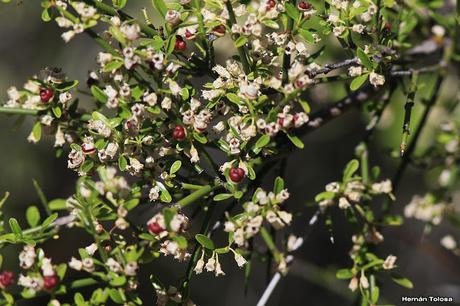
[254,134,270,150]
[52,105,62,118]
[285,2,300,20]
[195,234,215,250]
[91,85,108,104]
[172,235,188,249]
[166,35,176,55]
[357,48,372,69]
[298,28,314,43]
[26,206,40,227]
[391,274,413,289]
[273,177,285,194]
[80,160,94,173]
[48,199,67,210]
[8,218,22,236]
[162,207,175,230]
[55,80,79,92]
[41,8,51,22]
[336,268,354,279]
[193,131,208,144]
[226,93,243,105]
[234,36,248,48]
[261,19,279,29]
[32,122,42,142]
[213,193,233,201]
[157,182,172,203]
[109,275,127,287]
[118,155,127,171]
[74,292,87,306]
[152,0,167,17]
[287,133,304,149]
[103,60,124,72]
[350,74,369,91]
[109,288,125,304]
[342,159,359,181]
[112,0,127,9]
[170,160,182,175]
[42,213,58,228]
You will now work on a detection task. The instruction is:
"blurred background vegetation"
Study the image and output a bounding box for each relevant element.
[0,1,460,305]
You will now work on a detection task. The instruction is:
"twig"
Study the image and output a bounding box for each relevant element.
[256,209,321,306]
[225,1,250,74]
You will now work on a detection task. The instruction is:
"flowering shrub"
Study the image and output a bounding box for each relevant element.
[0,0,459,305]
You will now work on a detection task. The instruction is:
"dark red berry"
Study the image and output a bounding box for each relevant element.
[212,25,226,36]
[266,0,276,10]
[43,274,59,290]
[0,271,14,289]
[148,222,164,234]
[172,125,186,140]
[40,88,54,103]
[174,36,187,51]
[229,167,245,183]
[185,29,195,39]
[298,1,312,10]
[384,22,392,32]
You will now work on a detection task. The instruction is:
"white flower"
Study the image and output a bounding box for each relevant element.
[352,24,365,33]
[194,254,205,274]
[161,97,172,110]
[372,179,392,194]
[338,197,351,209]
[432,25,445,37]
[55,17,72,28]
[382,255,397,270]
[348,66,362,77]
[82,258,95,272]
[61,30,75,43]
[165,10,181,25]
[120,23,140,40]
[149,185,160,201]
[143,92,158,106]
[333,26,346,37]
[69,257,83,271]
[124,261,138,276]
[85,243,98,256]
[348,277,358,291]
[287,235,303,252]
[441,235,457,250]
[233,252,247,267]
[214,257,225,276]
[205,257,216,272]
[360,273,369,288]
[369,72,385,87]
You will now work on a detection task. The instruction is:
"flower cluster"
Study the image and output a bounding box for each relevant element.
[0,0,456,305]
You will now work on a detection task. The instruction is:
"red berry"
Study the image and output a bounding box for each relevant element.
[148,222,164,234]
[229,167,245,183]
[298,1,312,10]
[174,36,187,51]
[185,29,195,39]
[0,271,14,289]
[384,22,392,32]
[172,125,186,140]
[40,88,54,103]
[212,25,226,36]
[266,0,276,9]
[43,274,59,290]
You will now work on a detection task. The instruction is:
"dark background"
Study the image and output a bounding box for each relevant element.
[1,2,460,305]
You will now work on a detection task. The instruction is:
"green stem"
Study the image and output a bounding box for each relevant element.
[0,107,39,116]
[177,184,219,207]
[225,1,250,74]
[83,0,157,37]
[180,200,216,299]
[260,226,281,261]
